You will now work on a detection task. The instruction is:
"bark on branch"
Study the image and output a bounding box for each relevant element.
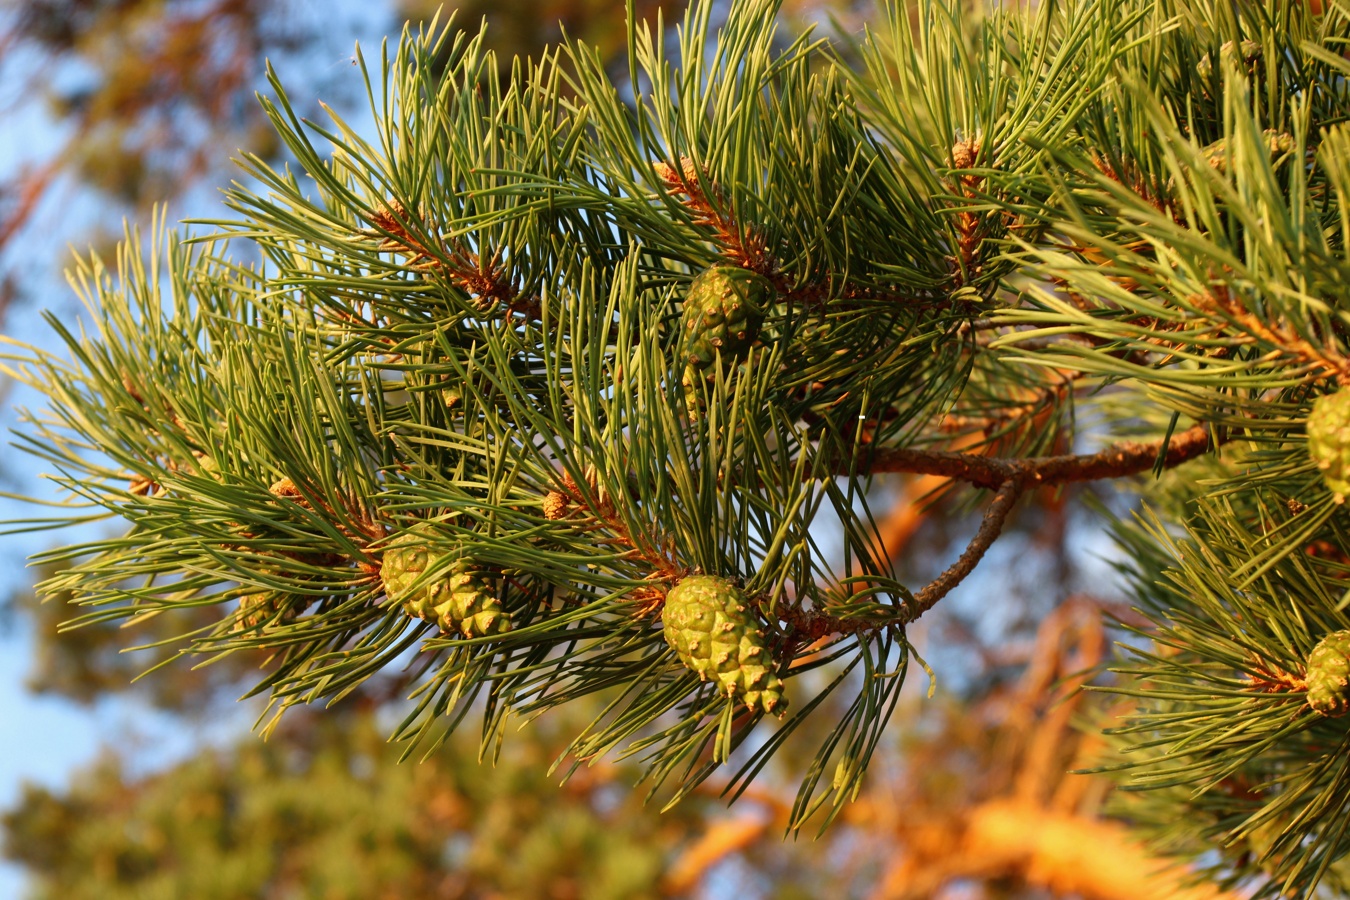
[861,423,1215,489]
[908,479,1023,620]
[798,424,1217,638]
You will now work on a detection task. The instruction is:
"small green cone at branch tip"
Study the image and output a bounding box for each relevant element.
[381,524,511,638]
[662,575,786,717]
[233,592,303,632]
[1305,630,1350,717]
[1306,391,1350,501]
[682,265,771,372]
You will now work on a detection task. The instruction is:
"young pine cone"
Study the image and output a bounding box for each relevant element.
[681,265,771,372]
[662,575,786,717]
[234,591,304,632]
[381,524,511,638]
[1307,391,1350,502]
[1306,630,1350,717]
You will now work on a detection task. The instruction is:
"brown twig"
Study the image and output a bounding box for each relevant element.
[788,424,1215,639]
[363,201,539,317]
[557,470,685,587]
[908,479,1024,619]
[861,422,1215,489]
[779,479,1020,642]
[1244,656,1307,694]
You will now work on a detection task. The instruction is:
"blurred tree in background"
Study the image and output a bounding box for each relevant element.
[4,708,716,900]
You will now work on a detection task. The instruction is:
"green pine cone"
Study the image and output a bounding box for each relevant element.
[662,575,786,717]
[682,266,771,371]
[381,525,438,619]
[1306,630,1350,717]
[1307,391,1350,501]
[234,591,303,632]
[429,565,510,637]
[382,524,511,638]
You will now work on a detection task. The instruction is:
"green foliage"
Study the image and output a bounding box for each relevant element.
[7,4,926,831]
[14,0,1350,892]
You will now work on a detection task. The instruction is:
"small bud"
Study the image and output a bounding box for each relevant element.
[951,139,978,169]
[269,477,301,499]
[543,491,570,520]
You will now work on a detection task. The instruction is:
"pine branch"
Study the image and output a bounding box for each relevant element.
[15,1,1350,876]
[361,200,540,318]
[907,478,1024,618]
[653,155,964,312]
[860,423,1216,489]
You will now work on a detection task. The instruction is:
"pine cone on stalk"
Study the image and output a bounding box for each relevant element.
[662,574,786,716]
[381,523,511,638]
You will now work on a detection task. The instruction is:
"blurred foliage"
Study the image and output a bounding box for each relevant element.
[398,0,687,81]
[0,0,700,277]
[1,707,715,900]
[3,0,297,208]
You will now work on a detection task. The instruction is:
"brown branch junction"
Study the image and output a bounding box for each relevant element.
[793,424,1217,639]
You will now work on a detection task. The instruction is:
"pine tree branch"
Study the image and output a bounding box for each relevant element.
[859,423,1215,489]
[654,158,773,276]
[363,201,539,318]
[1190,284,1350,384]
[655,156,959,311]
[907,478,1024,619]
[790,425,1215,636]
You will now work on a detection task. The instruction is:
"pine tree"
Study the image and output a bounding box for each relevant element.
[9,0,1350,894]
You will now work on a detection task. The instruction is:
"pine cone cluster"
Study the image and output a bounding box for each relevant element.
[662,575,786,716]
[382,524,511,638]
